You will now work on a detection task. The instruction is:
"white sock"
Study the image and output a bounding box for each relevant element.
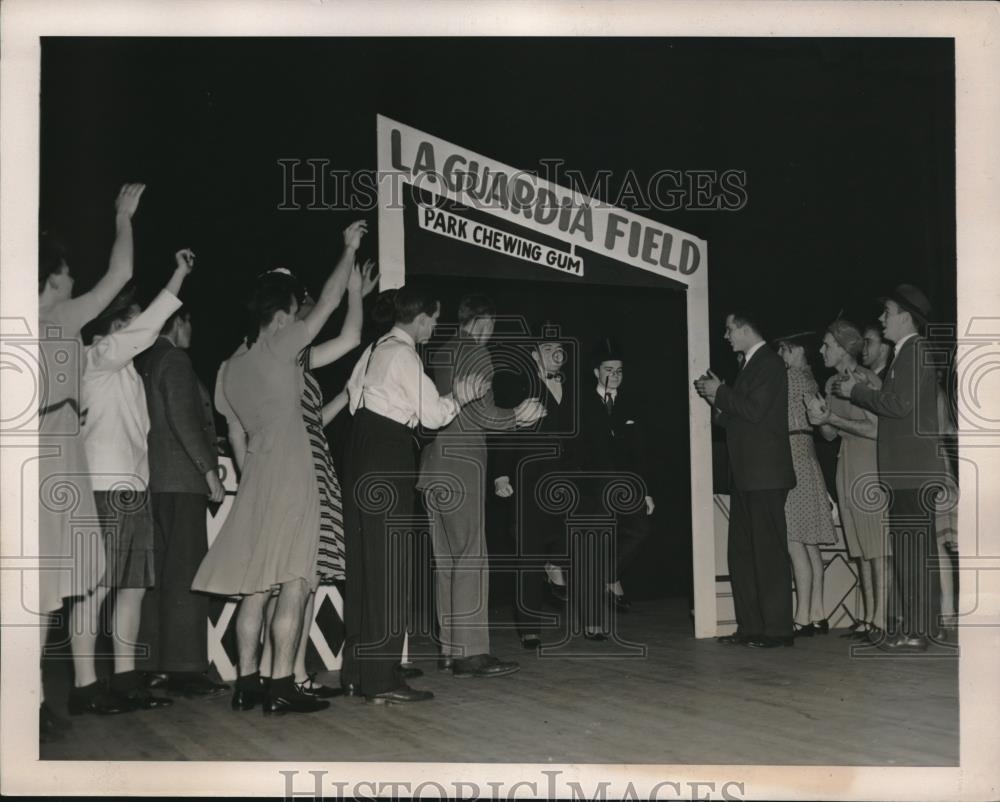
[544,563,565,586]
[606,581,624,596]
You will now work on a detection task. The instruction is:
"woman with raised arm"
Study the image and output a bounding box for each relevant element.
[192,220,366,715]
[256,257,378,699]
[37,183,145,740]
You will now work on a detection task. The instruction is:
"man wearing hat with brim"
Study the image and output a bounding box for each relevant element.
[832,284,945,651]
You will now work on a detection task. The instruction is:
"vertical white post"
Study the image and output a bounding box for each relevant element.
[376,115,406,289]
[687,265,717,638]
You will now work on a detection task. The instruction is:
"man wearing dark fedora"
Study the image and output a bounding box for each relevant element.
[833,283,945,651]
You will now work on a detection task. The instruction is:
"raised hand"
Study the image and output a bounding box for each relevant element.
[360,258,379,297]
[174,248,196,274]
[454,372,488,406]
[831,369,858,400]
[514,397,546,427]
[693,369,721,402]
[347,263,363,294]
[115,183,146,219]
[343,219,368,251]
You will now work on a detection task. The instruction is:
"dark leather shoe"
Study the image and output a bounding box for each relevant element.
[583,631,609,642]
[437,657,454,673]
[231,686,267,711]
[366,684,434,705]
[716,633,752,645]
[397,663,424,680]
[747,636,794,648]
[168,674,230,698]
[812,619,830,635]
[264,692,330,715]
[609,591,632,612]
[546,580,567,603]
[295,674,344,699]
[520,634,542,650]
[793,623,816,638]
[145,672,169,689]
[123,689,174,710]
[67,685,132,716]
[878,634,929,652]
[452,654,520,678]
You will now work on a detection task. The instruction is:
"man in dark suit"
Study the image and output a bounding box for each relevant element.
[494,322,576,648]
[834,284,944,651]
[417,294,544,678]
[137,305,227,695]
[695,311,796,648]
[567,339,655,630]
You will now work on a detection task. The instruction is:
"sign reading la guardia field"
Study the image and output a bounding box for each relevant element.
[418,204,584,277]
[386,119,703,282]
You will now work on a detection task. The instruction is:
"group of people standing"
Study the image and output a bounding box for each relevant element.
[695,287,956,651]
[37,184,658,733]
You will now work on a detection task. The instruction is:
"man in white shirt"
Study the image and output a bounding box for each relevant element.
[341,284,486,704]
[70,253,194,714]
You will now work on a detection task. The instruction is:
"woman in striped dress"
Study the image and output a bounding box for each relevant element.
[258,259,377,697]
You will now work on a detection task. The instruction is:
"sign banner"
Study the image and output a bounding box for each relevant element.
[378,115,706,286]
[417,204,584,278]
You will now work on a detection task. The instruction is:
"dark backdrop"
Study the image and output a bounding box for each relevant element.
[39,36,956,602]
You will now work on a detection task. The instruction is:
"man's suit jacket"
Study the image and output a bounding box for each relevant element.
[567,385,651,515]
[418,332,517,498]
[850,336,944,491]
[494,368,577,530]
[569,386,649,476]
[138,336,218,494]
[713,344,795,492]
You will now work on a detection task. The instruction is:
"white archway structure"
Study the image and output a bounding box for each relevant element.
[376,115,717,637]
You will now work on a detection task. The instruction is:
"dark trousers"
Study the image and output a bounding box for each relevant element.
[887,488,941,639]
[341,410,416,696]
[137,492,210,674]
[513,504,566,636]
[728,489,793,638]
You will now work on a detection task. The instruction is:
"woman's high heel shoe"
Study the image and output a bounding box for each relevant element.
[811,619,830,635]
[792,622,815,637]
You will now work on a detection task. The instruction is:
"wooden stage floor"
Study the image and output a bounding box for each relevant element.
[40,599,958,765]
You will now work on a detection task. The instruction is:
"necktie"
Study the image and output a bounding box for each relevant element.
[605,392,615,415]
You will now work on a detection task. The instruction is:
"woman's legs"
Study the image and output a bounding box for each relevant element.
[70,586,110,687]
[937,538,956,620]
[111,588,146,674]
[269,578,308,681]
[258,592,278,679]
[235,591,269,678]
[293,591,316,682]
[806,544,825,622]
[787,541,812,626]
